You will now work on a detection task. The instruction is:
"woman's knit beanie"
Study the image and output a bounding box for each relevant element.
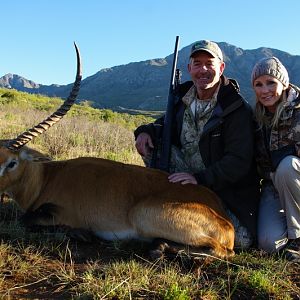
[251,56,289,88]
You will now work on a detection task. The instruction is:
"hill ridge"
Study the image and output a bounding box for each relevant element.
[1,42,300,110]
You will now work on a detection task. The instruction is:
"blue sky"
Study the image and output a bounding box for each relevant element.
[1,0,300,85]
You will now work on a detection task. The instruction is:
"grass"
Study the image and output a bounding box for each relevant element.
[0,88,300,299]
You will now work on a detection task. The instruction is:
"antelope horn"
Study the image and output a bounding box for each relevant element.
[7,42,82,150]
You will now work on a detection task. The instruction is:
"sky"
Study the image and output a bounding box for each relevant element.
[1,0,300,85]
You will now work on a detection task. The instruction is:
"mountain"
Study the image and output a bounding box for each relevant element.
[1,42,300,111]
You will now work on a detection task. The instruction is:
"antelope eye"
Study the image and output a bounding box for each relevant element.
[7,160,17,169]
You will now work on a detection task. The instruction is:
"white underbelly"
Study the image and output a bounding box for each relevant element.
[94,229,140,241]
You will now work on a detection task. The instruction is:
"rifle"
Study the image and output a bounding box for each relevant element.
[156,35,181,172]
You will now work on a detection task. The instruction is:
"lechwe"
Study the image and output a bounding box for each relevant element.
[0,44,234,259]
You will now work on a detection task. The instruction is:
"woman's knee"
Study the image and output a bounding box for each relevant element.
[275,155,300,180]
[258,233,287,253]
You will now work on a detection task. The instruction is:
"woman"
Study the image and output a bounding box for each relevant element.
[252,56,300,262]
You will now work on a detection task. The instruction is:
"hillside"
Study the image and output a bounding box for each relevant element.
[1,42,300,110]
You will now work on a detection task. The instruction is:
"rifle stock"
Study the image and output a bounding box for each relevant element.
[158,36,180,172]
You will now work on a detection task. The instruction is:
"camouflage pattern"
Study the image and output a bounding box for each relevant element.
[179,85,218,173]
[142,144,195,174]
[256,85,300,179]
[141,144,190,174]
[269,91,300,153]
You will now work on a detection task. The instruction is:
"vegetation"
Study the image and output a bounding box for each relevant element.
[0,88,299,299]
[0,88,151,163]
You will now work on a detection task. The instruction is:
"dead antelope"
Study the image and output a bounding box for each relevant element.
[0,45,234,260]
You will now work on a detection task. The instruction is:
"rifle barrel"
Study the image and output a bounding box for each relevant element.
[158,36,180,172]
[169,36,180,90]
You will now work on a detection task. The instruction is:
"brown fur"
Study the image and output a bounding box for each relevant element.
[0,147,235,259]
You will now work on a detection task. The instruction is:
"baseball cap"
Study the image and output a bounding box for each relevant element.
[190,40,223,61]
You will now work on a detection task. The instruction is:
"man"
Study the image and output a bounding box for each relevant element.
[134,40,260,248]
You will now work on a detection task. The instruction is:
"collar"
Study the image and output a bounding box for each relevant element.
[182,82,221,107]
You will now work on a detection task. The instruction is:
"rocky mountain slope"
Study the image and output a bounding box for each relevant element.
[1,42,300,110]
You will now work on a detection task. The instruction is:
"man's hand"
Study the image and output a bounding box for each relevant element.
[168,172,197,185]
[135,133,154,156]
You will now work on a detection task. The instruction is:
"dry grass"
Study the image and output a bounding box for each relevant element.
[0,105,144,165]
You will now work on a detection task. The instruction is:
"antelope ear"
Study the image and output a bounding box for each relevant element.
[19,149,34,161]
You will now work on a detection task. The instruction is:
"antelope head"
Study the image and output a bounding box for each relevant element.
[0,43,81,199]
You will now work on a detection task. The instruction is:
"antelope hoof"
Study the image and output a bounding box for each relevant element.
[149,249,165,260]
[149,239,170,260]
